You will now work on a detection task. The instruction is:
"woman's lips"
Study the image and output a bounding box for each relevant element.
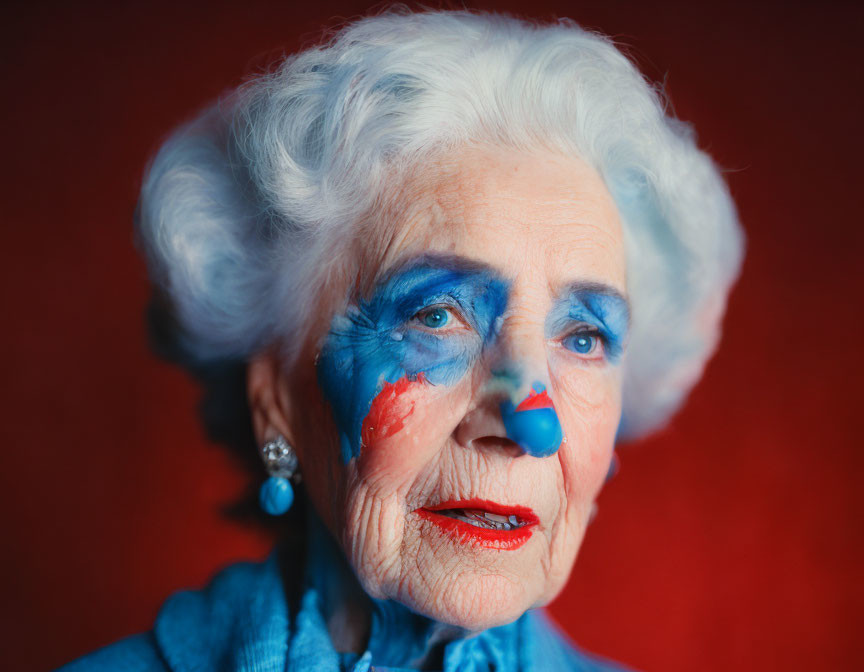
[414,498,539,550]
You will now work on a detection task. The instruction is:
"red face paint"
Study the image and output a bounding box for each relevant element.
[514,388,554,412]
[361,372,427,446]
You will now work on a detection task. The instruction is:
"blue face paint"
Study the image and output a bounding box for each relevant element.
[495,284,627,458]
[317,255,509,461]
[499,381,563,458]
[495,284,628,458]
[547,283,630,363]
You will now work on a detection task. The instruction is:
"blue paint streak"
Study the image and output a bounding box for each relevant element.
[500,404,563,457]
[547,286,630,362]
[499,381,563,457]
[317,256,509,461]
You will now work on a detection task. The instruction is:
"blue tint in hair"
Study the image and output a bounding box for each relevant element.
[547,283,630,363]
[317,255,509,461]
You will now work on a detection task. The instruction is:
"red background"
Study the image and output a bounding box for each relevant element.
[2,1,862,670]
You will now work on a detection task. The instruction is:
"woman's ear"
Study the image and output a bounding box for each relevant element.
[247,349,294,446]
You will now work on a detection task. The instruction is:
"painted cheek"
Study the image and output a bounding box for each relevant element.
[356,378,470,484]
[318,261,509,462]
[500,382,564,457]
[360,373,427,446]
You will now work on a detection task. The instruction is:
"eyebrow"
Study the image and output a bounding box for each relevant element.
[375,252,500,288]
[374,253,630,316]
[564,280,630,310]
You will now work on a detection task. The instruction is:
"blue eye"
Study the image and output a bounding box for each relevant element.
[420,307,450,328]
[565,332,599,355]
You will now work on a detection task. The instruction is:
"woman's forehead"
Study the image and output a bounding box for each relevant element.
[362,145,627,297]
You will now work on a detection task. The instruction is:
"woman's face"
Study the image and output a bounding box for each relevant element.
[278,145,628,630]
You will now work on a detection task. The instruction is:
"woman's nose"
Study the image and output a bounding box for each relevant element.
[453,399,524,458]
[460,315,564,458]
[498,381,563,457]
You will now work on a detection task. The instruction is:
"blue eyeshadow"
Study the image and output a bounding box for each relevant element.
[316,256,509,461]
[317,257,627,463]
[547,286,629,362]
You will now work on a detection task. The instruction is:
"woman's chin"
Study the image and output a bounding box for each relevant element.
[398,568,538,632]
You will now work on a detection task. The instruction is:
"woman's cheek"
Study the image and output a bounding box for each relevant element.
[355,377,471,489]
[551,363,621,492]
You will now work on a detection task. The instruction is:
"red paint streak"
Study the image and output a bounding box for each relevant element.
[415,498,539,551]
[361,372,427,446]
[515,388,554,412]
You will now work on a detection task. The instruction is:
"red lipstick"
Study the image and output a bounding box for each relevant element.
[414,498,539,550]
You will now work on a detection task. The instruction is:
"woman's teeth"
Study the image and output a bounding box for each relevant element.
[440,508,526,531]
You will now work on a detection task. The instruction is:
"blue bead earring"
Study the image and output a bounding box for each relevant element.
[259,435,300,515]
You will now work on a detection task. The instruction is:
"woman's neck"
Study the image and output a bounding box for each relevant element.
[305,513,373,654]
[303,509,468,668]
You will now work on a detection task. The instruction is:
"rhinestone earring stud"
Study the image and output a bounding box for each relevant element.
[258,435,300,515]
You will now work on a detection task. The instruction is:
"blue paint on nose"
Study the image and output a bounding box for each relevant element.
[499,401,563,457]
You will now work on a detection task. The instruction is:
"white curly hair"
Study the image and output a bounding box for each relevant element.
[136,7,744,440]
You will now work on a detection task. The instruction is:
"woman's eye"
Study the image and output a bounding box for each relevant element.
[420,306,450,328]
[563,331,604,357]
[409,305,467,333]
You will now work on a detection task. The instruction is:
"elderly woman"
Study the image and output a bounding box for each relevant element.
[61,8,742,672]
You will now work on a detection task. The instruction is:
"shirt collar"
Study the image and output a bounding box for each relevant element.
[153,517,537,672]
[154,552,289,672]
[297,512,531,672]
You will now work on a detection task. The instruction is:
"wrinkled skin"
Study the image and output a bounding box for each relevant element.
[249,145,627,646]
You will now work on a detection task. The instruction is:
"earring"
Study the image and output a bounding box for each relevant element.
[258,435,300,515]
